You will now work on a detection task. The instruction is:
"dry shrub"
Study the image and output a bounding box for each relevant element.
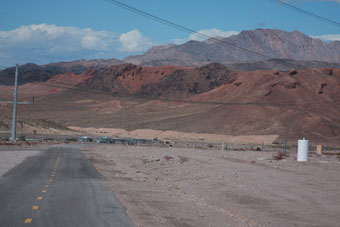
[178,156,189,164]
[164,155,174,161]
[24,141,37,146]
[273,152,289,160]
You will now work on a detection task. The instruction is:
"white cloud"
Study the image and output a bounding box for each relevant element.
[312,34,340,41]
[119,29,154,52]
[0,24,154,66]
[0,24,118,52]
[171,28,239,44]
[189,29,239,41]
[0,25,239,66]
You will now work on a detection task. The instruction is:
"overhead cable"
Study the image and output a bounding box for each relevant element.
[103,0,338,79]
[269,0,340,29]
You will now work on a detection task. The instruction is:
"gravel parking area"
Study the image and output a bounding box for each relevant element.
[84,144,340,227]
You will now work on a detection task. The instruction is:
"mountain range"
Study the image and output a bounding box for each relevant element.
[124,29,340,66]
[1,28,340,86]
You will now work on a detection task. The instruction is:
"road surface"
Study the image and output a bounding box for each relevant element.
[0,145,133,227]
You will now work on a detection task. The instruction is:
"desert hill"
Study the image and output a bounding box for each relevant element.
[2,58,339,87]
[1,63,339,144]
[225,59,340,72]
[137,63,236,97]
[0,58,122,86]
[79,64,192,93]
[185,68,340,142]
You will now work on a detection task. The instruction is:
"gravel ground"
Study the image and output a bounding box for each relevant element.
[83,144,340,227]
[0,148,41,177]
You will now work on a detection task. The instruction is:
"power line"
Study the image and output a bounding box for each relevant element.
[103,0,274,60]
[103,0,338,80]
[269,0,340,29]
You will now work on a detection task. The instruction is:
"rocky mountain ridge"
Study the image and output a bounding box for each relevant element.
[123,29,340,66]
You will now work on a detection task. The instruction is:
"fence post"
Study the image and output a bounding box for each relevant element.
[262,141,264,152]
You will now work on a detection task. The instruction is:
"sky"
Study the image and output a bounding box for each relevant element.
[0,0,340,66]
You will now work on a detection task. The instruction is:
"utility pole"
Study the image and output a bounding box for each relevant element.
[11,64,19,140]
[0,64,31,140]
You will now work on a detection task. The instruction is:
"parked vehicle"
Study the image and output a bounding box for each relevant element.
[78,136,93,142]
[96,137,111,144]
[110,137,122,144]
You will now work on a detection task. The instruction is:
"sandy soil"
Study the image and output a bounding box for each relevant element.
[70,126,278,144]
[0,148,41,177]
[83,144,340,227]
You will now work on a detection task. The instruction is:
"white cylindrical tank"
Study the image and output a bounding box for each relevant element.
[297,138,309,162]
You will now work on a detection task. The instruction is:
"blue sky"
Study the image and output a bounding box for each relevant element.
[1,0,340,66]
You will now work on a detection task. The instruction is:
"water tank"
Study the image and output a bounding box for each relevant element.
[297,138,309,162]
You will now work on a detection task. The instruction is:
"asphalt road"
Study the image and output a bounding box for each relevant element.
[0,145,133,227]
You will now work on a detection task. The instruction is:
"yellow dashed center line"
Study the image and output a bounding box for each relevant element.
[24,150,63,223]
[24,218,32,223]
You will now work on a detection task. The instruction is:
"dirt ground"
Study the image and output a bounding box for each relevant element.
[70,126,279,144]
[0,148,41,177]
[83,144,340,227]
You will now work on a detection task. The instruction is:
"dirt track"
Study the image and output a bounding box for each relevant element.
[84,144,340,227]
